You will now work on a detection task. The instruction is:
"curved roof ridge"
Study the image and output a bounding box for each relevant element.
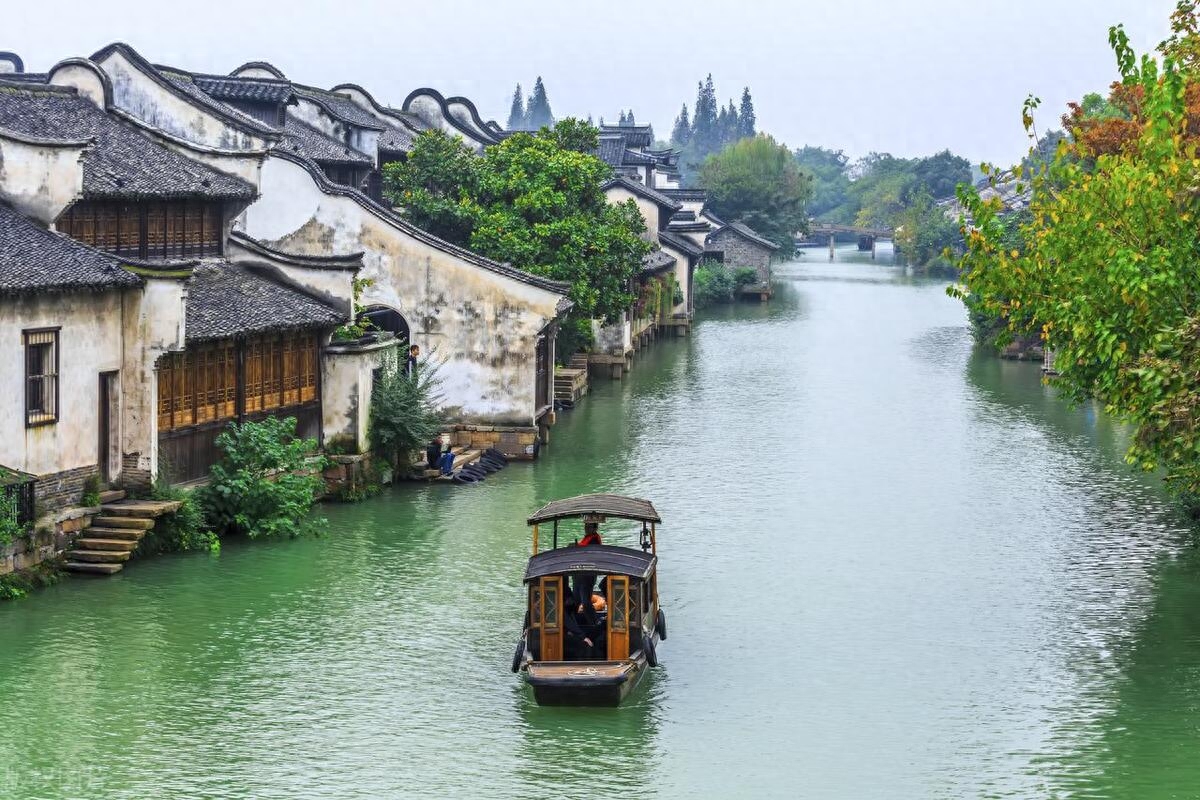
[0,51,24,73]
[401,87,501,145]
[230,229,363,270]
[267,148,571,297]
[230,60,287,80]
[90,43,279,138]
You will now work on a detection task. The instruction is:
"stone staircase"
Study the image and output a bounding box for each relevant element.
[63,491,182,576]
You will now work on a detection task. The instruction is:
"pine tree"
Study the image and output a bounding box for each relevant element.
[618,110,628,126]
[525,77,555,131]
[717,103,732,146]
[670,103,691,146]
[738,87,756,138]
[725,100,740,144]
[626,110,636,126]
[692,74,718,152]
[507,84,525,131]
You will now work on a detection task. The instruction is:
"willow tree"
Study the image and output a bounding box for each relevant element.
[953,5,1200,496]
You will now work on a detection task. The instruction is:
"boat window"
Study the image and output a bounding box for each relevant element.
[543,582,558,628]
[629,582,642,629]
[611,578,627,632]
[530,586,541,625]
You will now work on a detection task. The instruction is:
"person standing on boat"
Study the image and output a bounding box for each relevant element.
[573,522,603,625]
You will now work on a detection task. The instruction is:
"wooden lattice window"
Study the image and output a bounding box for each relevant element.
[158,334,319,432]
[24,329,59,427]
[59,201,224,260]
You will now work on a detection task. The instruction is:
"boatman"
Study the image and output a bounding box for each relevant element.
[573,521,603,624]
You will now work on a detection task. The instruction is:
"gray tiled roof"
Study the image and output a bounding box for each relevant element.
[602,175,682,212]
[0,204,141,295]
[641,249,676,273]
[597,135,626,167]
[0,81,256,200]
[657,229,705,258]
[186,260,345,341]
[378,122,416,154]
[282,116,373,165]
[671,209,696,222]
[155,69,282,137]
[667,220,711,233]
[599,124,653,148]
[714,221,781,251]
[295,87,386,131]
[194,75,294,104]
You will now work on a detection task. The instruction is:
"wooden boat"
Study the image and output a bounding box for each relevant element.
[512,494,667,706]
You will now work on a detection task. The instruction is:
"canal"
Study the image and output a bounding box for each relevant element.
[3,248,1200,798]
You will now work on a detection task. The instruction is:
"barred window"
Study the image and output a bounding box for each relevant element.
[24,329,59,427]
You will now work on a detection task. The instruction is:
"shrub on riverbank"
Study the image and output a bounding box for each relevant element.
[197,417,324,539]
[0,559,62,601]
[138,481,218,555]
[369,352,444,469]
[694,261,757,308]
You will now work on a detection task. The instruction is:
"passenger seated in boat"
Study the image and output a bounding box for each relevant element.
[564,591,609,660]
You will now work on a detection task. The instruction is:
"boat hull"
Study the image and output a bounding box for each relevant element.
[524,658,647,707]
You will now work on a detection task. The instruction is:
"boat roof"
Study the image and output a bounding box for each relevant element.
[526,494,661,525]
[525,545,657,582]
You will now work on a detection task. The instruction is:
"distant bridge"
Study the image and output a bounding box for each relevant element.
[798,221,896,261]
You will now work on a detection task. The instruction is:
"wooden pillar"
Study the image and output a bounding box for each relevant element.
[829,233,835,262]
[871,236,877,260]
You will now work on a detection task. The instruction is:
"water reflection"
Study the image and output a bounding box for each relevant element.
[2,255,1200,798]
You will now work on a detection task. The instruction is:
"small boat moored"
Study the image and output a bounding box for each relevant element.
[512,494,667,707]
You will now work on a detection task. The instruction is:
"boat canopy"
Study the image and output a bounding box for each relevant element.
[526,494,661,525]
[524,544,656,582]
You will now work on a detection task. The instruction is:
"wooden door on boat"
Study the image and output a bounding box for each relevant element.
[539,576,563,662]
[607,575,630,660]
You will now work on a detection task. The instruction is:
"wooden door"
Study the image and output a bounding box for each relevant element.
[539,576,563,662]
[607,576,630,661]
[98,371,120,483]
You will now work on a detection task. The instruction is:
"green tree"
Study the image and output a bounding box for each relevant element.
[671,103,691,146]
[953,12,1200,496]
[525,77,554,131]
[699,134,812,249]
[382,130,482,244]
[738,87,756,138]
[794,145,853,222]
[383,121,650,331]
[507,83,525,130]
[692,75,718,153]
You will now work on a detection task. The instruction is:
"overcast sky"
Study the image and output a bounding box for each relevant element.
[10,0,1180,165]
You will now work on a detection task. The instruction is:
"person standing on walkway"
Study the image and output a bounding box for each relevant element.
[405,344,419,379]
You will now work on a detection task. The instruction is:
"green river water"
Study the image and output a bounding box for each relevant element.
[3,248,1200,799]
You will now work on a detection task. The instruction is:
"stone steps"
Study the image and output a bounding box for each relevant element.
[100,500,181,518]
[66,549,131,564]
[86,527,146,542]
[63,561,124,576]
[91,516,154,530]
[74,538,139,552]
[65,497,177,576]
